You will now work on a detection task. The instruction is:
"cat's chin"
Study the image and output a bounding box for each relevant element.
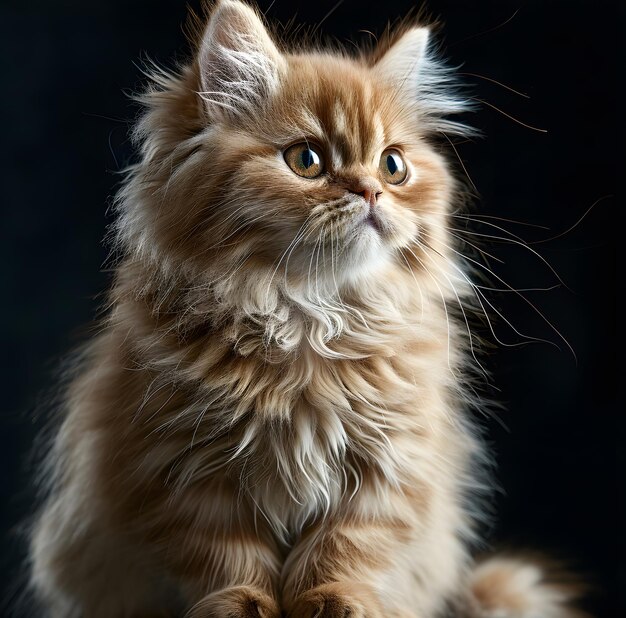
[353,207,418,251]
[331,229,394,286]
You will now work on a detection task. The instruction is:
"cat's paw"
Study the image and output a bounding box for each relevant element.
[185,585,280,618]
[288,582,385,618]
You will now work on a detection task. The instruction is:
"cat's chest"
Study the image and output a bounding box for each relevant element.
[239,352,426,508]
[245,349,419,431]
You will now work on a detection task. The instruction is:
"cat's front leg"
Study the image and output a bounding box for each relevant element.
[161,492,282,618]
[177,534,282,618]
[281,488,426,618]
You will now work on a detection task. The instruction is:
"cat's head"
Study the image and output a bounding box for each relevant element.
[117,0,470,310]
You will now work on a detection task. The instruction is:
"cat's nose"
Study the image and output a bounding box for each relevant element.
[345,178,383,208]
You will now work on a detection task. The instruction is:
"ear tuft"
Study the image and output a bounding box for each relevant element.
[198,0,284,119]
[374,27,431,86]
[374,27,473,136]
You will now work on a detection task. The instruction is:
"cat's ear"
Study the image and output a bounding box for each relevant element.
[373,27,431,94]
[373,27,471,133]
[197,0,285,118]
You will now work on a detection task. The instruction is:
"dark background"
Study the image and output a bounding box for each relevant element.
[0,0,621,615]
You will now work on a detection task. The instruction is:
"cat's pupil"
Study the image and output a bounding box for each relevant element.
[387,154,398,175]
[301,149,315,169]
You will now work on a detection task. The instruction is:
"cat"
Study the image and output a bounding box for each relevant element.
[27,1,584,616]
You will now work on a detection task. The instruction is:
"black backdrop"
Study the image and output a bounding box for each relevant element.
[0,0,621,615]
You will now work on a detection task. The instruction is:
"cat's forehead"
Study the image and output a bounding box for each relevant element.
[277,54,393,166]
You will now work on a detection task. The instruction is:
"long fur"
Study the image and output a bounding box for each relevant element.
[26,1,584,617]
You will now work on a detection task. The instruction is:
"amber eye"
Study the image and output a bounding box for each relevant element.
[284,143,324,179]
[379,149,408,185]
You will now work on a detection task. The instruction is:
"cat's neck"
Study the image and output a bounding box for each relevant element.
[112,255,432,360]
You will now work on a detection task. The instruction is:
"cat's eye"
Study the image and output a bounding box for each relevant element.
[284,143,325,179]
[379,149,408,185]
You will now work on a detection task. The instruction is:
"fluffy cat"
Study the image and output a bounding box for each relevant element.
[27,1,583,616]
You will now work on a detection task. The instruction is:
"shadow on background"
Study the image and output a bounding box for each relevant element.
[0,0,621,615]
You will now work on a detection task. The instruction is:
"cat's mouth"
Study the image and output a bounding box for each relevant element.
[364,211,382,233]
[359,207,390,237]
[336,202,393,247]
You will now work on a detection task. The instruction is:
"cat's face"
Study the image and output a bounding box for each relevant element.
[205,54,454,288]
[124,0,468,296]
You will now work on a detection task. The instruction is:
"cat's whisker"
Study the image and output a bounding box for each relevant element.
[403,243,506,355]
[470,282,561,293]
[448,213,537,243]
[431,231,571,351]
[419,233,566,352]
[307,230,322,293]
[447,226,523,245]
[404,245,456,377]
[414,243,489,378]
[280,221,319,287]
[398,249,426,325]
[459,72,530,99]
[320,221,350,320]
[442,259,533,351]
[313,228,324,311]
[448,223,571,290]
[526,195,610,245]
[329,226,344,314]
[472,97,548,133]
[450,212,550,230]
[266,211,318,292]
[444,227,505,264]
[427,212,571,295]
[442,133,478,193]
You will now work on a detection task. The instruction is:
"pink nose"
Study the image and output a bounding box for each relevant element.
[345,178,383,208]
